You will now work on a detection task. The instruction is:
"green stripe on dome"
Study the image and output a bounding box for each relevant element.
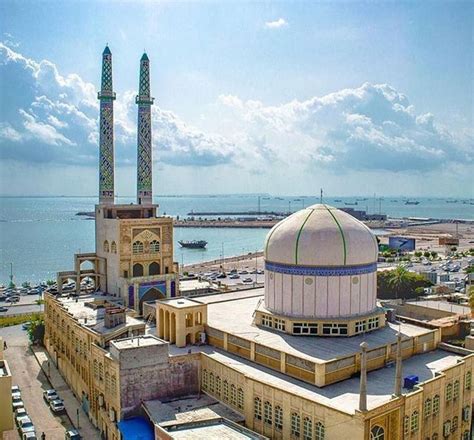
[265,215,290,255]
[295,208,315,264]
[324,205,347,265]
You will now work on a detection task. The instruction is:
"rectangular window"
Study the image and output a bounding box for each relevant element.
[274,318,286,331]
[355,320,366,333]
[322,323,348,335]
[293,323,318,335]
[367,317,379,330]
[261,315,273,328]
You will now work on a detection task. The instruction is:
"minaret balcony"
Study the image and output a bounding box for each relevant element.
[98,91,117,100]
[136,95,154,105]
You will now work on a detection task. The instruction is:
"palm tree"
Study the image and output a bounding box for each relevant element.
[387,265,411,300]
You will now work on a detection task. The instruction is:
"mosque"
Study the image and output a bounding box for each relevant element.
[43,47,473,440]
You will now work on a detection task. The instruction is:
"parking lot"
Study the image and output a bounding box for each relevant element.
[1,325,73,440]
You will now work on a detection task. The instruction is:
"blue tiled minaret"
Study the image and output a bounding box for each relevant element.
[98,46,116,205]
[136,53,154,205]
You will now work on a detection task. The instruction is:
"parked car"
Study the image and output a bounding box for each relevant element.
[18,416,35,435]
[65,429,81,440]
[0,295,6,302]
[12,385,21,393]
[49,399,65,413]
[12,394,24,410]
[43,389,59,403]
[229,274,240,279]
[0,306,8,312]
[22,432,37,440]
[15,408,28,426]
[8,296,20,303]
[238,270,249,275]
[242,277,253,283]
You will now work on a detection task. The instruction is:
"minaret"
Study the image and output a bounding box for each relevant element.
[136,53,154,205]
[98,45,116,205]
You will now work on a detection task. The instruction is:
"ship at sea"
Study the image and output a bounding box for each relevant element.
[178,240,208,249]
[405,200,420,205]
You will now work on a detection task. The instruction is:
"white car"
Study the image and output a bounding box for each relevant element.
[12,394,24,410]
[22,433,37,440]
[43,389,59,402]
[12,385,21,393]
[15,408,28,426]
[18,416,35,435]
[49,399,65,413]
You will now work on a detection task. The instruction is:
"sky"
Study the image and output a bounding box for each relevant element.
[0,1,473,197]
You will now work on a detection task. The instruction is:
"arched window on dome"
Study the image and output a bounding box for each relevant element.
[103,240,109,252]
[254,397,262,420]
[370,425,384,440]
[274,405,283,431]
[263,401,272,425]
[291,413,301,437]
[111,241,117,253]
[303,417,313,440]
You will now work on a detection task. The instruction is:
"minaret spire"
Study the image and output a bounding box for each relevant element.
[98,45,116,205]
[136,52,154,205]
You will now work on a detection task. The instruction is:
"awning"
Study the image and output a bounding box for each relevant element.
[117,417,154,440]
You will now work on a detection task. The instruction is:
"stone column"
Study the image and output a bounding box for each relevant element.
[394,332,403,396]
[359,342,368,412]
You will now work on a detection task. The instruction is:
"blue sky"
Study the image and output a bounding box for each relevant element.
[0,1,472,196]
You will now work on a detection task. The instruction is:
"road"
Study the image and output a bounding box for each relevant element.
[0,303,44,316]
[1,325,72,440]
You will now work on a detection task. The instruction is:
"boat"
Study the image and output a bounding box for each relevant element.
[344,201,358,206]
[178,240,208,249]
[333,199,342,202]
[405,200,420,205]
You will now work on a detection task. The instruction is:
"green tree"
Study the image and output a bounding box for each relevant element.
[27,317,45,345]
[414,251,422,258]
[377,266,432,300]
[22,281,31,288]
[430,251,438,259]
[46,279,55,286]
[423,251,431,258]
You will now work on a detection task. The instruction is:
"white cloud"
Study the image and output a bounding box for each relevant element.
[265,18,288,29]
[0,42,234,167]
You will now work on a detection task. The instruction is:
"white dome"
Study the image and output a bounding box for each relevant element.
[263,204,379,319]
[264,204,378,267]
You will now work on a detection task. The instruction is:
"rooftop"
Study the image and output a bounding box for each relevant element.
[193,292,434,363]
[53,293,144,335]
[204,348,463,414]
[112,334,164,350]
[406,300,471,316]
[144,394,244,427]
[160,298,204,309]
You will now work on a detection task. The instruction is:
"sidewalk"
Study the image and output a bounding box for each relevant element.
[31,346,101,440]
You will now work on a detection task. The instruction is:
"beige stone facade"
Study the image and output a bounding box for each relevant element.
[0,354,13,435]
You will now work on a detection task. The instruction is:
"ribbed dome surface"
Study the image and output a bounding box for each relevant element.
[264,204,378,267]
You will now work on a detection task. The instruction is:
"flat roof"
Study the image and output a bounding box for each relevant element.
[112,335,164,350]
[144,394,244,427]
[406,300,471,316]
[53,293,144,335]
[167,420,262,439]
[205,348,462,414]
[159,298,204,309]
[196,293,433,363]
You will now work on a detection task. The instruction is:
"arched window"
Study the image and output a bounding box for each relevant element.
[454,380,460,399]
[411,411,419,432]
[291,413,301,437]
[274,405,283,431]
[424,398,432,418]
[104,240,109,252]
[370,425,384,440]
[316,422,325,440]
[209,372,215,393]
[215,376,221,396]
[105,372,110,392]
[303,417,313,440]
[466,371,472,390]
[132,241,144,254]
[446,383,453,402]
[237,388,244,409]
[111,375,117,394]
[98,362,104,381]
[254,397,262,420]
[452,416,458,432]
[133,263,144,277]
[111,241,117,253]
[264,401,272,425]
[93,360,99,379]
[149,262,160,276]
[150,240,160,253]
[230,384,237,406]
[223,380,229,401]
[202,369,208,389]
[433,395,440,415]
[403,416,410,436]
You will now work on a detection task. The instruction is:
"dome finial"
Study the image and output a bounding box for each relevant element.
[103,45,111,55]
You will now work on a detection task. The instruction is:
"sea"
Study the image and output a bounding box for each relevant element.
[0,195,473,285]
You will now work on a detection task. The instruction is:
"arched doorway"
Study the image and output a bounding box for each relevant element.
[170,313,176,343]
[149,262,160,275]
[139,287,166,314]
[158,308,164,338]
[133,263,144,277]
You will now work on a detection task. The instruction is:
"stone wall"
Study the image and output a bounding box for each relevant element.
[119,352,200,414]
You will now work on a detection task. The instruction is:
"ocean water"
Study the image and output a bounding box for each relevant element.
[0,195,472,284]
